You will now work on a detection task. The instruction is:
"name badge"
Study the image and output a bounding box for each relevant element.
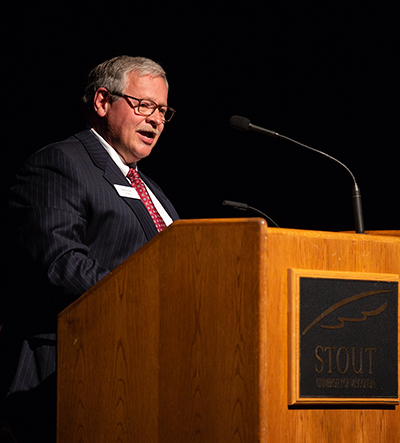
[114,184,140,199]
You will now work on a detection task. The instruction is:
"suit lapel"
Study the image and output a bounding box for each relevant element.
[75,130,158,240]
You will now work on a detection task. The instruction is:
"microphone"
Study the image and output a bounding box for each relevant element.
[222,200,280,228]
[229,115,365,234]
[229,115,279,137]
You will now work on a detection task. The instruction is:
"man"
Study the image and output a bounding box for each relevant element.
[1,55,179,441]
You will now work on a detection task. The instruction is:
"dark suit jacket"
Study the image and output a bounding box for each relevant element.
[4,129,179,395]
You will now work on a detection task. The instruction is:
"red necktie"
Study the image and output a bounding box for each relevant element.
[127,168,167,232]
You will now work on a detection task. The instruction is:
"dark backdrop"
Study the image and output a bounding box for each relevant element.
[2,2,399,233]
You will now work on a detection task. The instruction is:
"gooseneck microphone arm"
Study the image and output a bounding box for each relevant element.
[229,115,365,234]
[274,132,364,235]
[222,200,280,227]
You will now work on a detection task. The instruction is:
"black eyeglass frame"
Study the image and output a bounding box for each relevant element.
[110,91,176,123]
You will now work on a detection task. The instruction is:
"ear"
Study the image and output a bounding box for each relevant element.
[93,87,111,117]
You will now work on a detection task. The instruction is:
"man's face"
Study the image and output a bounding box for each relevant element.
[95,72,168,164]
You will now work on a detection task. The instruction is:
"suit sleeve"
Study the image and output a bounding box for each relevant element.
[10,146,110,297]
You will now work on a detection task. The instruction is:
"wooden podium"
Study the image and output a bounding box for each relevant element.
[57,219,400,442]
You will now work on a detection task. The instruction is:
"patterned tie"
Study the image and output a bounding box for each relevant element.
[127,168,166,232]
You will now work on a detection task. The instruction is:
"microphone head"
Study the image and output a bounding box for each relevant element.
[229,115,251,131]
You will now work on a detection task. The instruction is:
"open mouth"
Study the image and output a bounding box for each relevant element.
[139,130,155,138]
[138,129,157,142]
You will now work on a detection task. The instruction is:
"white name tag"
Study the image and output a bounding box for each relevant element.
[114,184,140,199]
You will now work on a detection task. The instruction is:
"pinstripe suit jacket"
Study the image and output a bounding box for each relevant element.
[6,129,179,394]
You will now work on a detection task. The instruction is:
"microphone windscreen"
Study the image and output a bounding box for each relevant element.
[229,115,251,131]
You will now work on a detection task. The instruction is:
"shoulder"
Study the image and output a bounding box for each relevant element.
[36,129,96,156]
[26,129,103,167]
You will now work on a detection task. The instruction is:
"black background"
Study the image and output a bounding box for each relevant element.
[2,2,399,232]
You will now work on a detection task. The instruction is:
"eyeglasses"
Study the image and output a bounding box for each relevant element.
[110,92,176,123]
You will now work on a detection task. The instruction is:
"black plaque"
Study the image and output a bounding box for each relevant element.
[299,277,398,400]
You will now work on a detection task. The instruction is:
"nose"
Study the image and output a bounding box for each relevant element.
[147,108,164,126]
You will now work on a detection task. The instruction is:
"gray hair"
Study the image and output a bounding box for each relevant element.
[82,55,168,106]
